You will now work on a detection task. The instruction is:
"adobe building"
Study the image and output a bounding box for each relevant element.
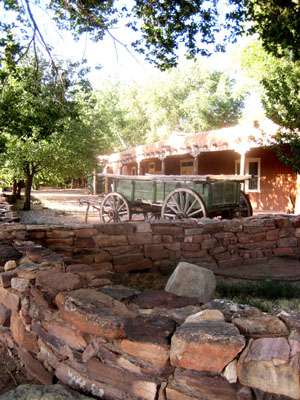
[98,120,299,214]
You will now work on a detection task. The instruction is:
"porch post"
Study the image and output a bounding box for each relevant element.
[161,158,166,175]
[137,160,141,175]
[193,154,199,175]
[294,173,300,214]
[92,168,97,195]
[239,151,246,191]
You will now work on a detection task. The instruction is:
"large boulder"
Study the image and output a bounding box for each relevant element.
[165,262,216,302]
[237,337,300,399]
[170,320,245,373]
[0,384,94,400]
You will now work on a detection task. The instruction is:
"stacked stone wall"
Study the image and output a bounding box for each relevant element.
[2,215,300,273]
[0,238,300,399]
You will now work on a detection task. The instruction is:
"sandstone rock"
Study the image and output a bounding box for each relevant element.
[0,384,94,400]
[56,289,135,339]
[10,312,39,353]
[36,271,82,296]
[10,277,30,292]
[129,290,199,309]
[100,285,140,301]
[18,348,53,385]
[166,368,240,400]
[87,357,158,400]
[0,303,10,326]
[278,310,300,333]
[222,359,237,383]
[0,288,20,312]
[139,305,203,325]
[165,262,216,302]
[0,271,17,288]
[4,260,17,272]
[119,339,170,373]
[184,309,224,324]
[170,320,245,373]
[0,244,21,264]
[233,315,289,338]
[237,337,300,399]
[42,319,87,351]
[202,299,262,322]
[55,362,112,399]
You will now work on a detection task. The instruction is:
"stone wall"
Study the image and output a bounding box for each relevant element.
[2,214,300,274]
[0,239,300,399]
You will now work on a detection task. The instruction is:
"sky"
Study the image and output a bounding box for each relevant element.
[2,1,264,120]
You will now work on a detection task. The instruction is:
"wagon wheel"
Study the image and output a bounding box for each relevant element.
[99,192,131,223]
[161,188,207,220]
[238,191,253,217]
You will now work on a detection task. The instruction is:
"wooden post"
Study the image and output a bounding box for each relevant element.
[294,173,300,214]
[193,155,199,175]
[240,152,246,191]
[161,158,166,175]
[93,169,97,195]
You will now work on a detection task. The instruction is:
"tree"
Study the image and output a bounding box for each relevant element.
[1,1,299,71]
[241,41,300,211]
[93,60,245,147]
[0,56,99,209]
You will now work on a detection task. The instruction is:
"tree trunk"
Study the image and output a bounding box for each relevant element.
[16,180,23,199]
[12,180,17,196]
[23,173,34,211]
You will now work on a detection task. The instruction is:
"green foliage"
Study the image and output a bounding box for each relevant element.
[241,41,300,172]
[0,55,101,208]
[94,60,245,148]
[1,1,299,70]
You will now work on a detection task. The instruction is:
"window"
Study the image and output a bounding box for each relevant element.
[235,158,261,192]
[148,162,156,174]
[180,159,194,175]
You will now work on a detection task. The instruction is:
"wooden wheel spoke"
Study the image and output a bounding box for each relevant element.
[167,204,180,214]
[179,191,184,211]
[183,193,191,213]
[188,208,202,217]
[171,195,181,211]
[186,198,197,215]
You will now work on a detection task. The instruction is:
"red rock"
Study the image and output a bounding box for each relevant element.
[75,228,98,238]
[170,321,245,373]
[18,347,53,384]
[0,287,20,312]
[36,271,82,295]
[46,229,75,239]
[119,339,170,371]
[10,312,39,353]
[129,290,199,309]
[166,368,239,400]
[55,363,111,398]
[94,250,113,262]
[127,233,153,245]
[237,337,300,399]
[0,303,10,326]
[42,319,87,350]
[0,271,17,288]
[114,258,153,273]
[87,357,158,400]
[95,234,128,247]
[56,289,135,339]
[73,237,96,249]
[11,277,30,292]
[232,315,289,338]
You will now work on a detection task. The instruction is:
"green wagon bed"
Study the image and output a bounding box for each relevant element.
[98,173,252,223]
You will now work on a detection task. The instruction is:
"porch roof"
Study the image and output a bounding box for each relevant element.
[98,120,278,166]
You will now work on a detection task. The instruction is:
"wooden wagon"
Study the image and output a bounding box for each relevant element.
[97,174,252,223]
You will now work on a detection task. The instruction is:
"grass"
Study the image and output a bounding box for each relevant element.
[216,279,300,313]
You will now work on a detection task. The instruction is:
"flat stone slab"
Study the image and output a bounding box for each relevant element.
[212,257,300,281]
[170,320,245,373]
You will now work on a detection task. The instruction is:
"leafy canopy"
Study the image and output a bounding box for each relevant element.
[1,0,299,70]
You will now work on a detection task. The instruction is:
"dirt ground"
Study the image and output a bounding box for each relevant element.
[0,344,37,395]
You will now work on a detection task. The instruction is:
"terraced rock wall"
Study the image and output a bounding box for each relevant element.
[0,238,300,399]
[2,214,300,275]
